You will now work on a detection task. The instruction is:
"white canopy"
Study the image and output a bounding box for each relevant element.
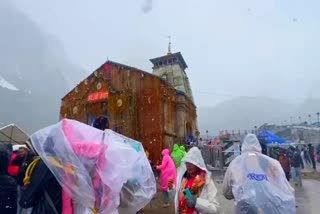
[0,124,29,144]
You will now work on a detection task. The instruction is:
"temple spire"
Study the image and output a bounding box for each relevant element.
[167,36,172,55]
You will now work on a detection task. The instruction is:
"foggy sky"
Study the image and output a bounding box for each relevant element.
[13,0,320,107]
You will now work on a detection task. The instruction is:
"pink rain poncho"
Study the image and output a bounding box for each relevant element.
[30,119,156,214]
[157,149,177,191]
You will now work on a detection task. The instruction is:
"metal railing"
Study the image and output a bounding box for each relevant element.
[201,144,224,170]
[201,142,241,171]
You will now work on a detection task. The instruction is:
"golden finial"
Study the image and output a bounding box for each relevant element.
[167,36,172,55]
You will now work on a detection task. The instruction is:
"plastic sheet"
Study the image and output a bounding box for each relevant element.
[30,119,156,214]
[223,134,296,214]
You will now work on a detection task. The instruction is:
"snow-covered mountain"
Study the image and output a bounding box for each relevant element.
[0,76,19,91]
[0,1,86,133]
[198,96,320,136]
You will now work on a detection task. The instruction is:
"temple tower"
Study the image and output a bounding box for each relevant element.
[150,41,194,101]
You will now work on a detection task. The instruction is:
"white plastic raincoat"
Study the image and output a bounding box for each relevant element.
[30,119,156,214]
[222,134,296,214]
[172,147,220,214]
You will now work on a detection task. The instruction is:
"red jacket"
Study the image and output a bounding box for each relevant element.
[279,155,291,173]
[7,153,19,177]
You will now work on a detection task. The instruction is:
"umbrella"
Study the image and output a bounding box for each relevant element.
[0,124,29,144]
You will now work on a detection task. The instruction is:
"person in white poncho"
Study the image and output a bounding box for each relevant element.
[168,147,220,214]
[222,134,296,214]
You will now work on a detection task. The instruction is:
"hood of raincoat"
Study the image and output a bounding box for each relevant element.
[162,148,170,156]
[180,146,186,152]
[175,147,219,213]
[242,134,262,153]
[173,144,179,152]
[181,147,207,172]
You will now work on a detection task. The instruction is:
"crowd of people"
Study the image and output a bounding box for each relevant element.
[0,142,61,214]
[1,118,156,214]
[152,134,298,213]
[155,145,220,213]
[269,143,318,188]
[1,130,318,213]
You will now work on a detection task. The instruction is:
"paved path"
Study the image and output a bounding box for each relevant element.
[216,179,320,214]
[143,179,320,214]
[295,179,320,214]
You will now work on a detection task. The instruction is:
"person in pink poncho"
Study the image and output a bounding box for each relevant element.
[157,148,177,208]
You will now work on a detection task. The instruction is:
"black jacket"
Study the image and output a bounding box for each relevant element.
[15,153,36,186]
[308,146,315,159]
[0,148,17,214]
[20,159,62,214]
[0,174,17,214]
[291,151,304,168]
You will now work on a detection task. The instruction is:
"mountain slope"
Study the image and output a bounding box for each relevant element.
[198,97,297,135]
[0,1,86,133]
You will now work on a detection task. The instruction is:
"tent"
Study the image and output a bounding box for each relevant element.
[258,130,285,145]
[0,124,29,144]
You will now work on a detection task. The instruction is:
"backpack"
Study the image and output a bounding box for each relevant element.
[20,157,59,214]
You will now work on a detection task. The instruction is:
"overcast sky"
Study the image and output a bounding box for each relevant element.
[13,0,320,107]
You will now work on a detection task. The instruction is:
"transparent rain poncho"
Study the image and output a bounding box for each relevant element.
[222,134,296,214]
[30,119,156,214]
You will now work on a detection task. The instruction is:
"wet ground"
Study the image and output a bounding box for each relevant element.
[142,178,320,214]
[295,179,320,213]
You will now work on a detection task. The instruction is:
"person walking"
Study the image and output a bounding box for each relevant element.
[302,146,311,167]
[317,144,320,163]
[171,144,184,169]
[308,144,316,171]
[168,147,220,214]
[278,150,291,181]
[156,149,177,208]
[222,134,296,214]
[291,146,304,187]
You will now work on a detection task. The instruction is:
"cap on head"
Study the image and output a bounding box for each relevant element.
[13,144,29,152]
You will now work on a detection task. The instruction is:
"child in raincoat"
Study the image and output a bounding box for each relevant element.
[157,149,177,208]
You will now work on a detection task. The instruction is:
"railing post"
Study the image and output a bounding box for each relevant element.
[219,147,224,170]
[210,146,214,166]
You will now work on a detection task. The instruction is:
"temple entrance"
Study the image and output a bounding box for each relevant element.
[186,122,192,136]
[86,101,109,129]
[92,115,109,130]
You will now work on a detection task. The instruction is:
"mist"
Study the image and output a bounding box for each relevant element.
[0,0,85,132]
[142,0,153,14]
[1,0,319,133]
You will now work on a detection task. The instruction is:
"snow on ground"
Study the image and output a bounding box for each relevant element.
[0,76,19,91]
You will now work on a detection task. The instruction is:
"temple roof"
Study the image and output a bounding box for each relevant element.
[149,52,188,70]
